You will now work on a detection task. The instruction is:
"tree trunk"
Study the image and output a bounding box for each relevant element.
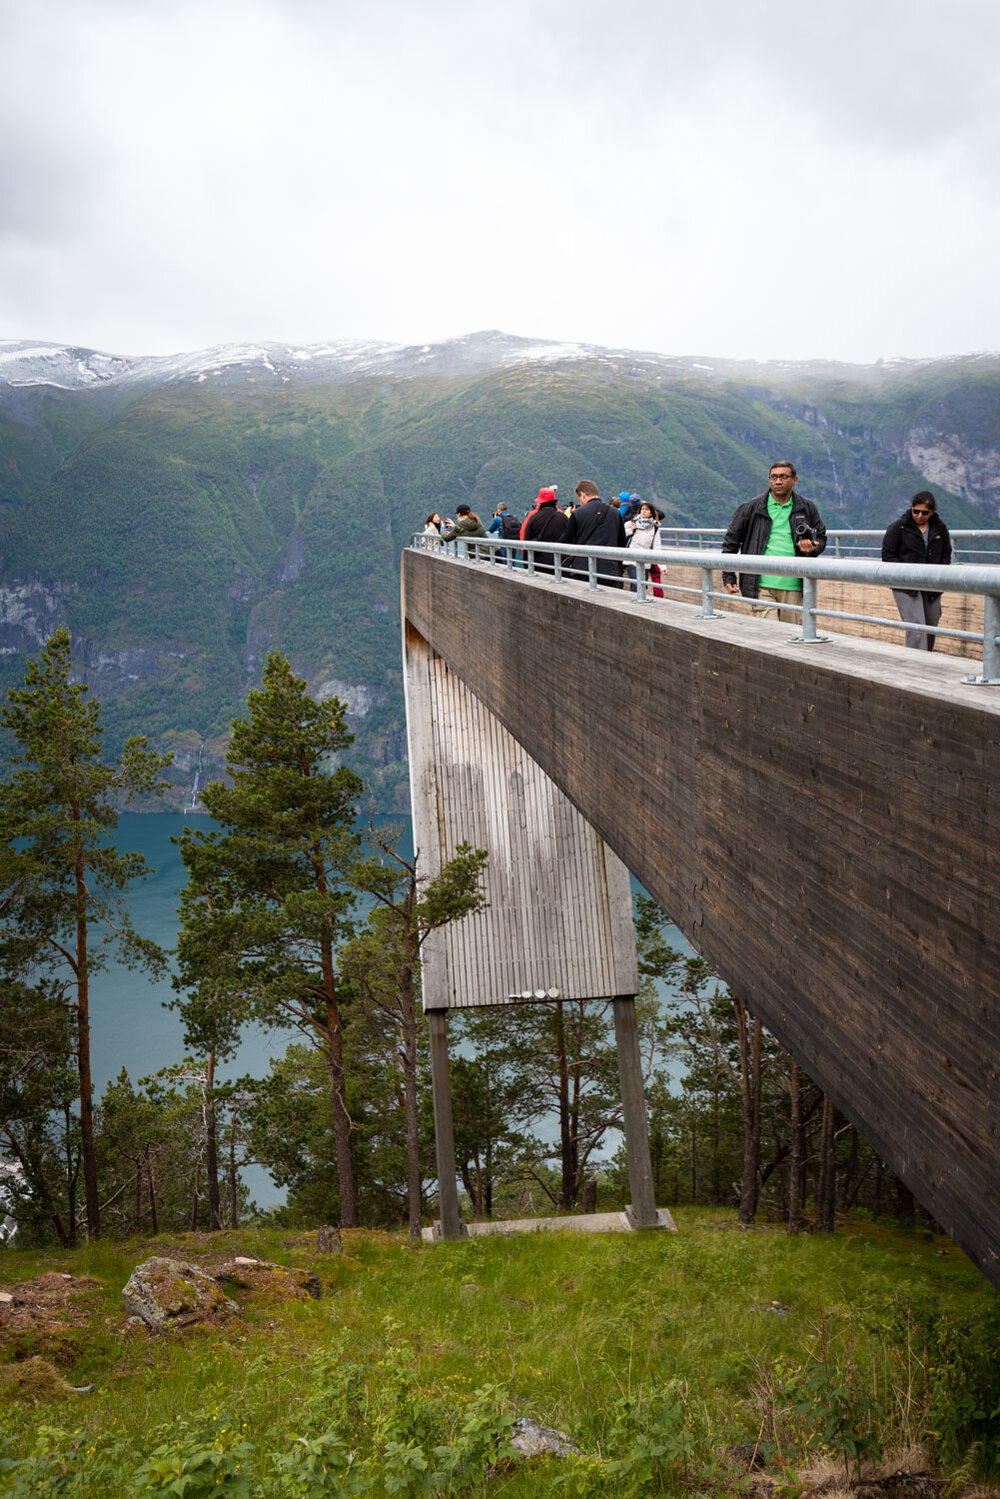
[5,1129,70,1246]
[842,1154,874,1212]
[554,1003,574,1209]
[399,963,423,1238]
[323,989,356,1227]
[711,1077,722,1206]
[73,826,100,1238]
[734,997,762,1227]
[203,1047,222,1230]
[690,1109,697,1201]
[62,1102,78,1246]
[787,1058,802,1234]
[147,1158,158,1235]
[837,1124,859,1213]
[815,1094,836,1231]
[228,1106,239,1229]
[315,855,355,1228]
[190,1158,200,1231]
[896,1177,915,1231]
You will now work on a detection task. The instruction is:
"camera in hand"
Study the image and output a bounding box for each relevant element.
[793,517,817,546]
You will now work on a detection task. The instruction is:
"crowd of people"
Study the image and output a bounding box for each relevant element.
[423,464,954,651]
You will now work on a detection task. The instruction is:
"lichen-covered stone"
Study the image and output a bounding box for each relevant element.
[121,1257,239,1332]
[214,1257,321,1301]
[509,1417,580,1459]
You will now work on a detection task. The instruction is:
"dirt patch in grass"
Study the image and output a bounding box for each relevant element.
[0,1272,112,1370]
[0,1273,105,1336]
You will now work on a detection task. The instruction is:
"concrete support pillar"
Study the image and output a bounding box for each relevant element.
[427,1007,466,1240]
[613,995,659,1228]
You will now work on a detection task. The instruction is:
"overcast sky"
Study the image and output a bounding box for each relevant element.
[2,0,998,363]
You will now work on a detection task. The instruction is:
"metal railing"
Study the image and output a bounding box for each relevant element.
[653,528,1000,564]
[410,532,1000,685]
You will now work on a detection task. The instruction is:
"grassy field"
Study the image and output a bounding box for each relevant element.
[1,1210,998,1496]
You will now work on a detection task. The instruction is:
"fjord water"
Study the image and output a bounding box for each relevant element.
[93,812,419,1207]
[94,814,288,1204]
[93,814,274,1095]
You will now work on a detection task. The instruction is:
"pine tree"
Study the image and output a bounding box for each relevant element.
[343,823,487,1236]
[0,628,172,1239]
[175,652,363,1226]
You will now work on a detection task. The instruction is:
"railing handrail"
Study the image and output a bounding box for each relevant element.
[414,533,1000,594]
[653,527,1000,540]
[410,532,1000,683]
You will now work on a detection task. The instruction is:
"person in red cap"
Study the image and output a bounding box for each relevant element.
[520,486,568,574]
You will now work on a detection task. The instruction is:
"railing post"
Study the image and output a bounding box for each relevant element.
[553,549,562,583]
[457,539,468,561]
[963,592,1000,685]
[635,559,647,602]
[527,547,536,577]
[588,556,597,592]
[788,576,829,644]
[701,567,717,618]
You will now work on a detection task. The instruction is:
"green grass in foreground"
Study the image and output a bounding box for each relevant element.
[1,1210,998,1495]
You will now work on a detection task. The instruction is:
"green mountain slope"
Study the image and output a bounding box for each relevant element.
[0,340,997,807]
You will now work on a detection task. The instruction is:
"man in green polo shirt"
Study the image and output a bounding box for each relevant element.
[721,461,827,623]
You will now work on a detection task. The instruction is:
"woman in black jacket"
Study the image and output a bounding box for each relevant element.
[881,491,952,650]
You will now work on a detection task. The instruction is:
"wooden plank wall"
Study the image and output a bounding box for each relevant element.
[403,620,639,1010]
[402,549,1000,1285]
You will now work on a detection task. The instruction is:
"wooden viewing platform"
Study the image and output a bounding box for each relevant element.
[402,546,1000,1286]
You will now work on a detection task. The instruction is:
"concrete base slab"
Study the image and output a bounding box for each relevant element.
[425,1218,469,1242]
[624,1205,676,1231]
[421,1208,677,1242]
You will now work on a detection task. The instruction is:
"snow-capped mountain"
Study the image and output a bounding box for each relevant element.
[0,331,620,394]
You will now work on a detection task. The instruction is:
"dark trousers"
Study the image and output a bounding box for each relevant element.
[892,589,942,650]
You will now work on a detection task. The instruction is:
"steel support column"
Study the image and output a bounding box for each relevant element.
[612,996,660,1228]
[427,1008,465,1241]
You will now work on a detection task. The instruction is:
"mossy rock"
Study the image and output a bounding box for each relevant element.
[121,1256,240,1332]
[214,1256,321,1301]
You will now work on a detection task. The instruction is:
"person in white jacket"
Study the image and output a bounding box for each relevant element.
[624,500,665,595]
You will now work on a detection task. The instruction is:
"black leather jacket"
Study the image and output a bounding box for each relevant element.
[721,491,827,599]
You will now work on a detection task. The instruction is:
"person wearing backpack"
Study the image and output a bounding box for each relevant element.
[488,502,522,563]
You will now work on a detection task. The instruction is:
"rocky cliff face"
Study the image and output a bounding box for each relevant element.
[902,431,1000,518]
[0,578,75,655]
